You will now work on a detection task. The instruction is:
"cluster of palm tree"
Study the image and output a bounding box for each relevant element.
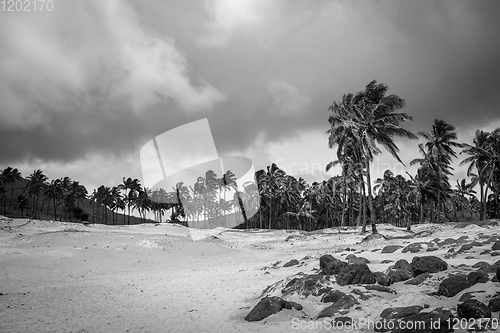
[0,167,23,215]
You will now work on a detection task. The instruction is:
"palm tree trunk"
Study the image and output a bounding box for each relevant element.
[365,159,377,234]
[479,182,484,220]
[484,171,495,219]
[419,197,424,223]
[437,171,441,223]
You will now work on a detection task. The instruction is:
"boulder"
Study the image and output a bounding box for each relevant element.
[467,271,489,285]
[346,254,370,264]
[380,305,424,320]
[472,261,491,271]
[394,259,413,273]
[319,255,348,275]
[321,290,348,303]
[283,259,299,267]
[404,273,431,285]
[374,272,392,286]
[317,294,358,318]
[244,296,303,321]
[389,309,454,333]
[488,297,500,312]
[402,243,423,253]
[281,274,334,298]
[411,256,448,275]
[336,263,376,286]
[381,245,403,254]
[363,285,396,294]
[387,268,413,283]
[492,241,500,251]
[380,259,393,264]
[457,299,492,319]
[333,316,353,325]
[437,275,471,297]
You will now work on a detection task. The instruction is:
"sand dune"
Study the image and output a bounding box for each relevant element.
[1,216,500,332]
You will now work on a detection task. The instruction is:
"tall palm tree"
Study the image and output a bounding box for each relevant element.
[416,119,462,222]
[25,170,48,219]
[2,167,23,211]
[327,80,416,234]
[44,179,63,221]
[121,177,141,224]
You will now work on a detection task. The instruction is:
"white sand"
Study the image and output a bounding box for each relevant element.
[1,216,500,332]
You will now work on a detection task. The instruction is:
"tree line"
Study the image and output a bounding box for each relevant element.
[1,80,499,232]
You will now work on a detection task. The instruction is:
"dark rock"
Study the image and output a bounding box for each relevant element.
[361,233,388,242]
[351,288,372,301]
[381,245,403,254]
[492,275,499,282]
[402,243,423,253]
[380,306,424,320]
[426,246,439,252]
[380,259,393,264]
[372,248,381,252]
[319,255,348,275]
[457,299,492,319]
[283,259,299,267]
[336,263,376,286]
[394,259,413,273]
[244,296,303,321]
[440,238,457,246]
[345,254,357,261]
[437,275,471,297]
[363,285,396,294]
[497,267,500,281]
[404,273,431,285]
[374,272,392,286]
[281,274,334,297]
[491,252,500,256]
[389,309,454,333]
[488,297,500,312]
[387,268,413,283]
[473,261,491,271]
[468,271,489,285]
[411,256,448,276]
[317,294,358,318]
[321,290,348,303]
[492,241,500,250]
[487,259,500,273]
[348,256,370,265]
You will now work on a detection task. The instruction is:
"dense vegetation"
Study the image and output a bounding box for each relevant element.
[1,80,499,232]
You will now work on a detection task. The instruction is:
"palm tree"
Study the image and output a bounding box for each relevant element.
[25,170,48,219]
[121,177,141,224]
[44,179,63,221]
[327,80,416,234]
[2,167,23,211]
[460,130,490,220]
[416,119,462,222]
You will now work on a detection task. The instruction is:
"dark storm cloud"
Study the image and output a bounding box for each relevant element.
[1,0,500,175]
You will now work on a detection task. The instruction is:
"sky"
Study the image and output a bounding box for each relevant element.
[1,0,500,194]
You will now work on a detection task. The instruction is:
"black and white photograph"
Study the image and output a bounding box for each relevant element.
[1,1,500,332]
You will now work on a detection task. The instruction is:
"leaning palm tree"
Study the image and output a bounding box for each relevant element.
[2,167,23,211]
[327,80,417,234]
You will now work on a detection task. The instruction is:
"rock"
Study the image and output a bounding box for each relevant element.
[321,290,349,303]
[472,261,491,271]
[346,254,370,264]
[493,275,499,282]
[402,242,423,253]
[374,272,392,286]
[387,268,413,283]
[380,305,424,320]
[426,246,439,252]
[468,271,489,284]
[361,233,388,242]
[319,255,348,275]
[404,273,431,285]
[457,299,492,319]
[281,274,334,297]
[491,252,500,256]
[317,294,358,318]
[439,238,457,246]
[389,309,454,333]
[459,292,475,302]
[363,285,396,294]
[283,259,299,267]
[381,245,403,254]
[351,288,372,301]
[437,275,471,297]
[488,296,500,312]
[244,296,303,321]
[488,259,500,273]
[411,256,448,275]
[336,263,376,286]
[492,241,500,250]
[394,259,413,273]
[496,267,500,282]
[380,259,393,264]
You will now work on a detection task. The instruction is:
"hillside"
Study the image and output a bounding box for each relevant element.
[0,178,154,225]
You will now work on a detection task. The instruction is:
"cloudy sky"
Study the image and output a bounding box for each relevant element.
[1,0,500,193]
